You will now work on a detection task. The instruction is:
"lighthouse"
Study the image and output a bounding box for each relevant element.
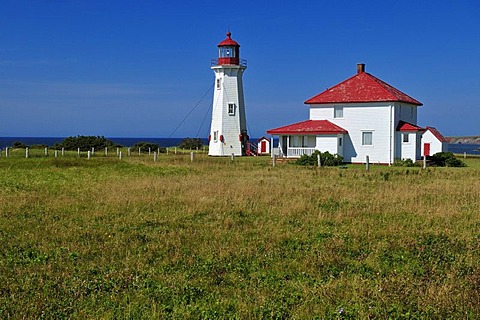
[208,32,248,156]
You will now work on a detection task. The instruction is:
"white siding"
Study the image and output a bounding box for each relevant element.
[421,130,448,155]
[315,135,338,154]
[209,65,247,156]
[310,102,393,163]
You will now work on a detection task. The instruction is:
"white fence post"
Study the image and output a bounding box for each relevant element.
[119,151,122,160]
[25,148,29,158]
[128,148,131,156]
[366,155,370,171]
[91,147,95,155]
[317,154,321,167]
[154,152,157,162]
[105,147,108,156]
[78,148,80,157]
[62,148,65,156]
[190,152,195,162]
[117,147,120,156]
[5,147,9,158]
[45,147,48,157]
[87,151,91,159]
[231,153,234,161]
[54,150,58,158]
[423,155,427,169]
[148,147,151,155]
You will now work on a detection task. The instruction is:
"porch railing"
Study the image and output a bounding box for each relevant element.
[287,147,317,158]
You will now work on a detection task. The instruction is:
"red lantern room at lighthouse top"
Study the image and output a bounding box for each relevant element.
[215,32,246,66]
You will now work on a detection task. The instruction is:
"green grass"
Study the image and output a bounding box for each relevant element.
[1,154,480,318]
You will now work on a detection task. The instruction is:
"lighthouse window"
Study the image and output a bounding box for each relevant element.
[216,78,221,89]
[213,131,218,142]
[228,103,235,115]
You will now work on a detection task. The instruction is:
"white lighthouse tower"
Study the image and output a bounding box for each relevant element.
[208,32,248,156]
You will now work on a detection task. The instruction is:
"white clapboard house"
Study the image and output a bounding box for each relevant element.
[267,63,445,164]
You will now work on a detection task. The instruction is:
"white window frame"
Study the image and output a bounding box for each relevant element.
[362,131,373,146]
[334,106,344,119]
[228,103,235,115]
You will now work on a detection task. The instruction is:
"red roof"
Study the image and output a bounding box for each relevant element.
[267,120,347,135]
[396,121,425,132]
[218,32,240,47]
[305,69,422,106]
[425,126,448,142]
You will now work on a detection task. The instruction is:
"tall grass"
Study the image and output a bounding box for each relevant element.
[1,154,479,318]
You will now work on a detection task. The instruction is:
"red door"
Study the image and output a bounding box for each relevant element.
[424,143,430,156]
[261,141,267,153]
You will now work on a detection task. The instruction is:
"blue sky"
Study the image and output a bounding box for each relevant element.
[1,0,479,138]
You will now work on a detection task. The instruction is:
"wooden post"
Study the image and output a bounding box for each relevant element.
[45,147,48,157]
[62,148,65,156]
[78,148,80,157]
[272,153,276,167]
[105,147,108,156]
[157,148,160,155]
[166,148,169,155]
[154,152,157,162]
[366,155,370,171]
[87,151,91,159]
[175,147,177,155]
[116,147,120,156]
[148,147,151,155]
[119,151,122,160]
[317,154,321,167]
[128,148,131,156]
[91,147,95,155]
[5,147,9,157]
[25,147,29,158]
[54,150,58,158]
[138,148,141,156]
[464,152,467,159]
[231,153,234,161]
[423,155,427,169]
[190,152,195,162]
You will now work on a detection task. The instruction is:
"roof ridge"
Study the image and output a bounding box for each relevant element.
[304,73,358,104]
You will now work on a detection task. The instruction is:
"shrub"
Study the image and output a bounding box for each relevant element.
[132,142,165,153]
[295,150,343,166]
[11,141,28,148]
[54,136,118,151]
[178,138,204,150]
[393,158,420,167]
[428,152,466,167]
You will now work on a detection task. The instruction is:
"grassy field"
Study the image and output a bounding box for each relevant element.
[1,151,479,318]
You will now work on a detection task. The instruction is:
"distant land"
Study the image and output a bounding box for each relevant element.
[447,136,480,144]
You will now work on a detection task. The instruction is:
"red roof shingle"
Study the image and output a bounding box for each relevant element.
[396,121,425,132]
[425,126,448,142]
[267,120,347,135]
[304,71,423,106]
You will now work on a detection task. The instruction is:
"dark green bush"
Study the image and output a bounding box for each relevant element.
[132,142,165,153]
[428,152,466,167]
[393,158,419,167]
[295,150,343,166]
[54,136,118,151]
[178,138,204,150]
[11,141,27,148]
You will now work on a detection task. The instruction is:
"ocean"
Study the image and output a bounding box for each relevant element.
[0,137,479,155]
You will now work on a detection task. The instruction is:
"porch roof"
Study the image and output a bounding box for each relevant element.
[266,120,347,135]
[396,121,425,132]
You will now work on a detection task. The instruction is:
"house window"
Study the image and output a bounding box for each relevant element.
[362,131,373,146]
[338,137,343,147]
[213,131,218,142]
[216,78,221,89]
[228,103,235,115]
[403,133,409,143]
[334,106,343,118]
